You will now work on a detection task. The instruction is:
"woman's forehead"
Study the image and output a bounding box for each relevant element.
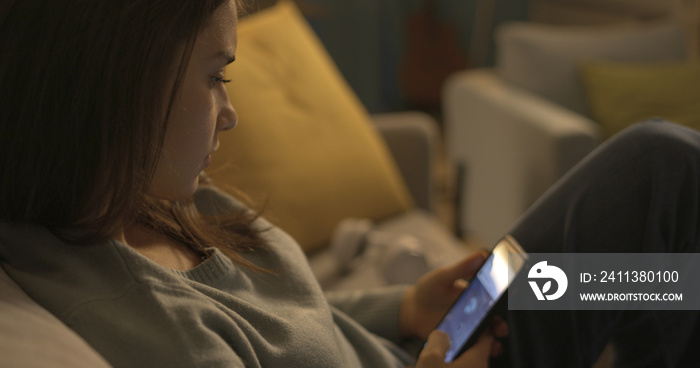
[194,1,238,60]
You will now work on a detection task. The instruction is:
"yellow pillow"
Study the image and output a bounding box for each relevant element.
[580,61,700,137]
[210,1,413,253]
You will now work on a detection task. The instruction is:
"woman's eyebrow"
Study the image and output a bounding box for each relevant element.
[215,51,236,65]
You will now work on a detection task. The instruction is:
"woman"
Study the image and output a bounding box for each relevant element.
[0,0,502,367]
[2,0,700,367]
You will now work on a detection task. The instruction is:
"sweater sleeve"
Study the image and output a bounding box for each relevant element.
[325,285,408,343]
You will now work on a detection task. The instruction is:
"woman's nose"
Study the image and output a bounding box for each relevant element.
[218,98,237,131]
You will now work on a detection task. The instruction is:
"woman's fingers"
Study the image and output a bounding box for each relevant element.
[455,328,494,368]
[491,315,508,338]
[442,251,489,284]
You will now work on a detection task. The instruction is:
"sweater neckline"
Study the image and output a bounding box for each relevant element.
[109,238,236,286]
[169,248,235,285]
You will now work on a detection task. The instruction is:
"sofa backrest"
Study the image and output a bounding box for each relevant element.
[0,266,112,368]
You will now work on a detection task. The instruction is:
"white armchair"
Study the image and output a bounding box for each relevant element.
[443,21,688,245]
[444,68,600,245]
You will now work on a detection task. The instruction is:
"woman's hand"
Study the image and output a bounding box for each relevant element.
[399,251,489,340]
[400,251,509,366]
[415,330,494,368]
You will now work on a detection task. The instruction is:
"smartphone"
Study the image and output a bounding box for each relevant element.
[434,235,528,363]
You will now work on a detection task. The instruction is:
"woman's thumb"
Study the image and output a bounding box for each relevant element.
[416,331,450,368]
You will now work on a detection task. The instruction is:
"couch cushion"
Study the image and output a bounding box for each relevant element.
[580,61,700,137]
[0,266,112,368]
[496,21,687,116]
[210,1,413,253]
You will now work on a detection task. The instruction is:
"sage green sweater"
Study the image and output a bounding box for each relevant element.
[0,186,410,367]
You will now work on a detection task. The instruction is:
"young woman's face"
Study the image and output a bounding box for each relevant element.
[149,0,238,200]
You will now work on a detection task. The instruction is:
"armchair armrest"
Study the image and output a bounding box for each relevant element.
[371,112,439,214]
[443,69,601,245]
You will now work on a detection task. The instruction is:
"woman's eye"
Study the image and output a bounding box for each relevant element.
[210,76,231,86]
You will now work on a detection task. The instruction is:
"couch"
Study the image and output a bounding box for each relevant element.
[1,2,471,365]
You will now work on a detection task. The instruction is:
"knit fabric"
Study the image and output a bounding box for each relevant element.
[0,186,409,367]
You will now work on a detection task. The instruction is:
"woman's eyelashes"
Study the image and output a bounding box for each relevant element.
[210,76,231,86]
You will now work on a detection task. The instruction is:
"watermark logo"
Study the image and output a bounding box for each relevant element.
[528,261,568,300]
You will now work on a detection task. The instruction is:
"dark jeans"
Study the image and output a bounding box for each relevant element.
[500,120,700,367]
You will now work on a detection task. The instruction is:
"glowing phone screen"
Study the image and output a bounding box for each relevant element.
[435,236,527,363]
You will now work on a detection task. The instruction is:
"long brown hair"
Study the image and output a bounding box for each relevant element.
[0,0,265,263]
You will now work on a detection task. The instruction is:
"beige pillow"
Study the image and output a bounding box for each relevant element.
[210,1,413,253]
[496,21,687,116]
[580,61,700,137]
